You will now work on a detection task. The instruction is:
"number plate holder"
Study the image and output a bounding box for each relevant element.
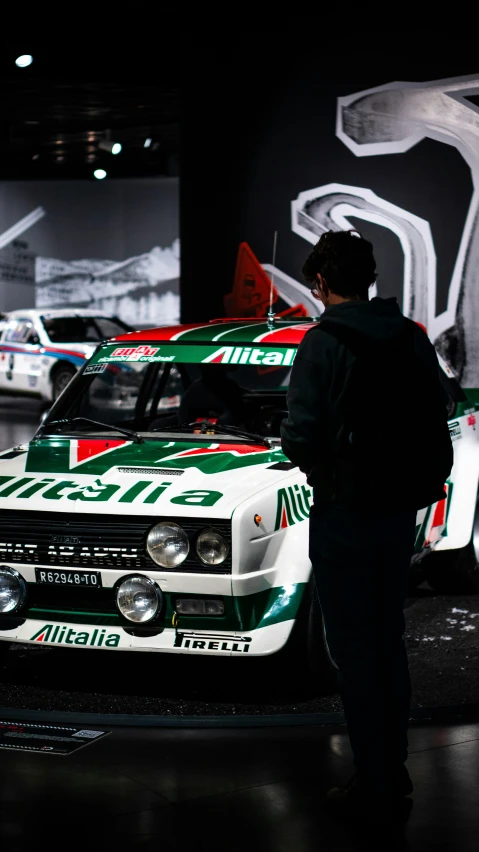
[35,568,102,588]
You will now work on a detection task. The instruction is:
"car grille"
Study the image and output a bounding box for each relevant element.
[0,510,232,575]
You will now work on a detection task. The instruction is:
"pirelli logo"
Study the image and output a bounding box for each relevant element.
[173,631,251,653]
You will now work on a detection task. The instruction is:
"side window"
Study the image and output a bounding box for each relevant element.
[25,327,40,345]
[4,320,33,343]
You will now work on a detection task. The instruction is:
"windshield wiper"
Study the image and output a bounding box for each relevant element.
[39,417,144,444]
[182,420,273,448]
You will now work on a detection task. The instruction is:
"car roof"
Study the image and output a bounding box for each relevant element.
[111,319,320,347]
[5,309,116,319]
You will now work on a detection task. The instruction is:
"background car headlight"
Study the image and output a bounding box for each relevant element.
[147,522,189,568]
[116,575,162,623]
[0,566,27,614]
[196,528,229,565]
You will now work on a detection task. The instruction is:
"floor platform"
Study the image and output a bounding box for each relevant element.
[1,715,478,850]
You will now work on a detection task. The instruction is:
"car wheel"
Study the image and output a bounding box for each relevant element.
[422,494,479,594]
[276,578,338,698]
[423,540,479,595]
[52,364,76,400]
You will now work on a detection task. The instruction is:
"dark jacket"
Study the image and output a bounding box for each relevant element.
[280,297,450,507]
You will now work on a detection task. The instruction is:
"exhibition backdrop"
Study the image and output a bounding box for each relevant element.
[0,177,179,327]
[180,37,479,389]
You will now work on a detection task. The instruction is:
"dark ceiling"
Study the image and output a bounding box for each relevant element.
[0,41,180,180]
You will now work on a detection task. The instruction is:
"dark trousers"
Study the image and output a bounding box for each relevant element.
[309,500,416,788]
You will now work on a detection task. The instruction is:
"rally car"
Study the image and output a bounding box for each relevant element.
[0,318,477,680]
[0,309,132,403]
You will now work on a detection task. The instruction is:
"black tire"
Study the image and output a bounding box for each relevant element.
[52,363,76,400]
[423,539,479,594]
[276,579,338,698]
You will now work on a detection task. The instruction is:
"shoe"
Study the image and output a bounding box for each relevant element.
[325,771,413,825]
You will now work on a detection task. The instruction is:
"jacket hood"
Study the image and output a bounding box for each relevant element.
[321,297,407,342]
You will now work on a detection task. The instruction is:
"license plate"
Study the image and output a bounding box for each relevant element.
[35,569,102,588]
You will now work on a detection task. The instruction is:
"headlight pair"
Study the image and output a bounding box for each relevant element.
[147,522,229,568]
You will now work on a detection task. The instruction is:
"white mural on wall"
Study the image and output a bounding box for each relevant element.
[287,74,479,386]
[35,240,180,328]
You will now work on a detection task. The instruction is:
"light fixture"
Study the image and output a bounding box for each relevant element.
[15,54,33,68]
[93,169,107,180]
[144,138,152,148]
[147,522,189,568]
[98,139,122,155]
[116,575,162,623]
[196,528,229,565]
[0,566,27,613]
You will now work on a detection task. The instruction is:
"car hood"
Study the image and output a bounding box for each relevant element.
[0,437,296,518]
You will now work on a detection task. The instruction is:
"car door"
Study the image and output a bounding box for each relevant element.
[0,318,36,393]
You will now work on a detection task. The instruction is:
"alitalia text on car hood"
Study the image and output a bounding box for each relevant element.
[0,438,293,516]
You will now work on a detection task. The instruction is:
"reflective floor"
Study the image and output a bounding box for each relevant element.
[1,718,479,850]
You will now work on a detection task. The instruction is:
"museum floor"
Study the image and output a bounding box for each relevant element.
[0,717,477,850]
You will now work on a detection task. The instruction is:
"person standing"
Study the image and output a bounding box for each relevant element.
[280,230,453,823]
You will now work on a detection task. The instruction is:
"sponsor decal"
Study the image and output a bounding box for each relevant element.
[275,484,312,530]
[0,474,222,506]
[467,413,477,430]
[91,342,297,367]
[103,345,175,363]
[202,345,296,367]
[84,363,106,374]
[449,420,462,441]
[174,631,252,653]
[30,624,121,647]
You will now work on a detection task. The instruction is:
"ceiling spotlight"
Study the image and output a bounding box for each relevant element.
[98,139,121,155]
[15,54,33,68]
[32,154,40,161]
[144,138,152,148]
[93,169,107,180]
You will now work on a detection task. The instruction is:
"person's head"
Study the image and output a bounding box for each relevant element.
[302,229,377,308]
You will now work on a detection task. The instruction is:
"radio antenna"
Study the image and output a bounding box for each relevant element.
[267,230,278,329]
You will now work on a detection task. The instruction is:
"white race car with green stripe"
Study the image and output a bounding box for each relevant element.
[0,318,477,678]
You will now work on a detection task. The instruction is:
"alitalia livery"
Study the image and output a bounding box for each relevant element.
[0,309,131,402]
[0,317,477,677]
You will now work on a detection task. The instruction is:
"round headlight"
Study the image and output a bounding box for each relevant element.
[0,566,26,614]
[196,528,229,565]
[147,522,189,568]
[116,575,162,623]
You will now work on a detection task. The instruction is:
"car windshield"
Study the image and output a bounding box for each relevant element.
[43,340,295,439]
[41,316,131,343]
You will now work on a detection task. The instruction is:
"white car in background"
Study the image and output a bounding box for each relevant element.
[0,309,132,402]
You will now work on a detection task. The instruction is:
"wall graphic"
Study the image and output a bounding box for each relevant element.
[35,241,180,327]
[0,179,179,328]
[269,75,479,386]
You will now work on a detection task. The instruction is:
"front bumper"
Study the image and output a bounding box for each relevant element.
[0,616,294,656]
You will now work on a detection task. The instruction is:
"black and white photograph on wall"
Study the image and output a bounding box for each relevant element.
[0,178,179,328]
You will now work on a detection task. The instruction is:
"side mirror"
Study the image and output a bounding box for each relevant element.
[29,334,40,345]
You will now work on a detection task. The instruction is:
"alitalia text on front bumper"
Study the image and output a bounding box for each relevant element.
[0,617,293,656]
